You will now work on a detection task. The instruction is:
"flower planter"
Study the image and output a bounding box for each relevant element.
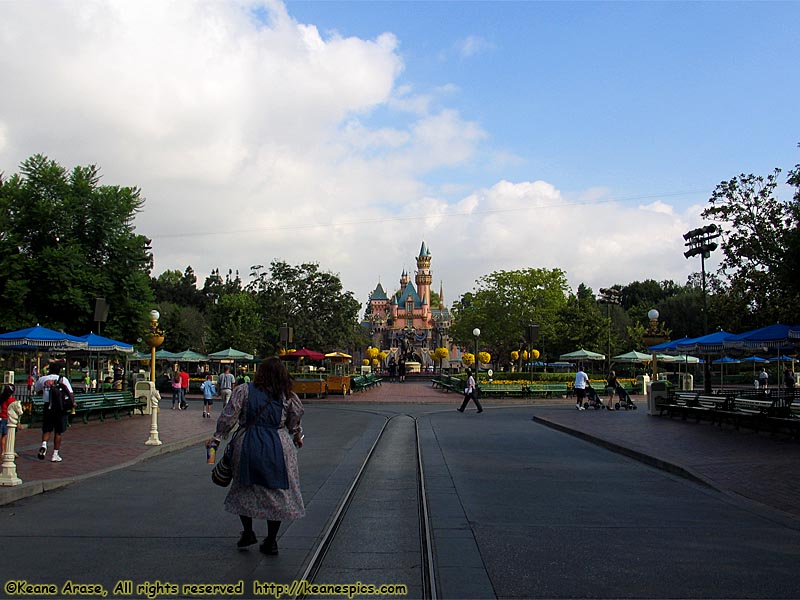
[145,335,164,348]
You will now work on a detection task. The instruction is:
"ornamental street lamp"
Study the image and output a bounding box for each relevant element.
[473,327,481,374]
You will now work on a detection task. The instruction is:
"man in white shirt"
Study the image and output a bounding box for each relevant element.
[33,363,74,462]
[574,366,589,410]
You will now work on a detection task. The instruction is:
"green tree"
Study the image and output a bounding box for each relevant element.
[0,155,154,340]
[702,167,799,324]
[247,261,363,355]
[450,268,570,368]
[205,292,263,354]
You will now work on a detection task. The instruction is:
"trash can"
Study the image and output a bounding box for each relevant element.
[648,380,670,416]
[678,373,693,391]
[134,380,155,415]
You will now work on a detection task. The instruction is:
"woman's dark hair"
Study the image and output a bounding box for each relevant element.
[0,384,15,403]
[253,356,293,399]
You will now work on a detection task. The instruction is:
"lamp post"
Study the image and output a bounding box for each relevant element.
[683,225,719,394]
[599,288,621,373]
[472,327,481,377]
[642,309,667,381]
[683,224,720,335]
[144,309,163,446]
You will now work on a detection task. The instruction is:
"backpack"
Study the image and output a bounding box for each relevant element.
[49,376,74,412]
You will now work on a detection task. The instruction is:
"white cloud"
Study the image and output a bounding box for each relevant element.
[456,35,494,58]
[0,0,707,317]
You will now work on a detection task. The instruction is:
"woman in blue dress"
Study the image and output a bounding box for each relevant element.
[208,356,305,554]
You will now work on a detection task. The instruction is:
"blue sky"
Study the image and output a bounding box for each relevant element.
[1,1,798,307]
[288,1,798,200]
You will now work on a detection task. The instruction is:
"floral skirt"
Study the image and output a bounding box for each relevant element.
[224,427,305,521]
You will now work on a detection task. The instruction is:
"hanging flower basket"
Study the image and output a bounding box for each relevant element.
[145,334,164,348]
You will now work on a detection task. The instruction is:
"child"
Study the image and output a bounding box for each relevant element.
[200,374,217,419]
[1,384,17,458]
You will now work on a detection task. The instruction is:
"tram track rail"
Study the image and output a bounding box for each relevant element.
[294,414,437,599]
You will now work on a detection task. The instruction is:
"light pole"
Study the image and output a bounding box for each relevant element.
[684,224,720,393]
[472,327,481,377]
[599,288,621,373]
[145,309,163,446]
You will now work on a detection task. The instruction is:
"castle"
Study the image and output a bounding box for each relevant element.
[365,242,453,369]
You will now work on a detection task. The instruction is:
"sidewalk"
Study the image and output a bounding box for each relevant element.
[4,383,800,525]
[2,398,214,505]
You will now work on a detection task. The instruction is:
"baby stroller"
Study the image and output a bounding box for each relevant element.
[583,384,605,410]
[614,386,637,410]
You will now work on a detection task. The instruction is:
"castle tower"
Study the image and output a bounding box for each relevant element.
[415,241,432,317]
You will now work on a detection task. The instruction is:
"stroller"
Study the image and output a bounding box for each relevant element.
[583,384,605,410]
[614,385,637,410]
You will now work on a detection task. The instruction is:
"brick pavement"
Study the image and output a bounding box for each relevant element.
[4,379,800,524]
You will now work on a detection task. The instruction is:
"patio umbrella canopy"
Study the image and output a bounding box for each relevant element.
[725,324,800,351]
[207,347,254,360]
[281,348,326,361]
[0,325,88,350]
[171,349,209,362]
[560,348,605,361]
[613,350,652,363]
[78,333,134,353]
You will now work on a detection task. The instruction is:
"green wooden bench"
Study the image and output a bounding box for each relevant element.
[365,373,383,387]
[27,391,145,425]
[74,391,145,423]
[431,375,463,393]
[351,376,369,393]
[527,383,569,398]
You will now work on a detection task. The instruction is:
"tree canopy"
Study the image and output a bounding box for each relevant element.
[0,155,154,340]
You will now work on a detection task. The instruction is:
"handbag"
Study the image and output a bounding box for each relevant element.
[210,387,272,487]
[211,437,237,487]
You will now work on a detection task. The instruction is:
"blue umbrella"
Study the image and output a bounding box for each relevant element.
[676,331,736,354]
[740,355,769,363]
[647,337,691,352]
[725,324,800,351]
[712,356,740,388]
[78,333,134,353]
[0,325,87,350]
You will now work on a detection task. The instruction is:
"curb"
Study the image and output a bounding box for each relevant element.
[0,431,209,507]
[531,415,718,491]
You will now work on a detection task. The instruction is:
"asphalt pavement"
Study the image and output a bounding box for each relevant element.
[3,379,800,599]
[5,381,800,522]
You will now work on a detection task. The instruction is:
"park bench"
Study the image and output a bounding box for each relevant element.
[27,390,145,426]
[351,374,381,393]
[526,383,570,398]
[660,391,721,422]
[478,383,529,398]
[365,372,383,387]
[431,375,462,393]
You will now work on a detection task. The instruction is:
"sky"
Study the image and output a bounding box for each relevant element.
[1,0,798,313]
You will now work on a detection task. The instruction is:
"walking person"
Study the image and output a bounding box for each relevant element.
[758,367,769,391]
[398,359,406,383]
[207,356,305,555]
[574,365,588,410]
[201,374,217,418]
[388,357,397,383]
[605,370,618,411]
[34,363,75,462]
[171,367,182,409]
[1,384,17,458]
[457,368,483,413]
[179,366,190,410]
[783,367,795,392]
[217,365,235,406]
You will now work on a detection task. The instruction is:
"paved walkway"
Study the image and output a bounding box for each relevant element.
[4,381,800,524]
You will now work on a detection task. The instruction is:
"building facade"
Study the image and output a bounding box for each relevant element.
[365,242,453,368]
